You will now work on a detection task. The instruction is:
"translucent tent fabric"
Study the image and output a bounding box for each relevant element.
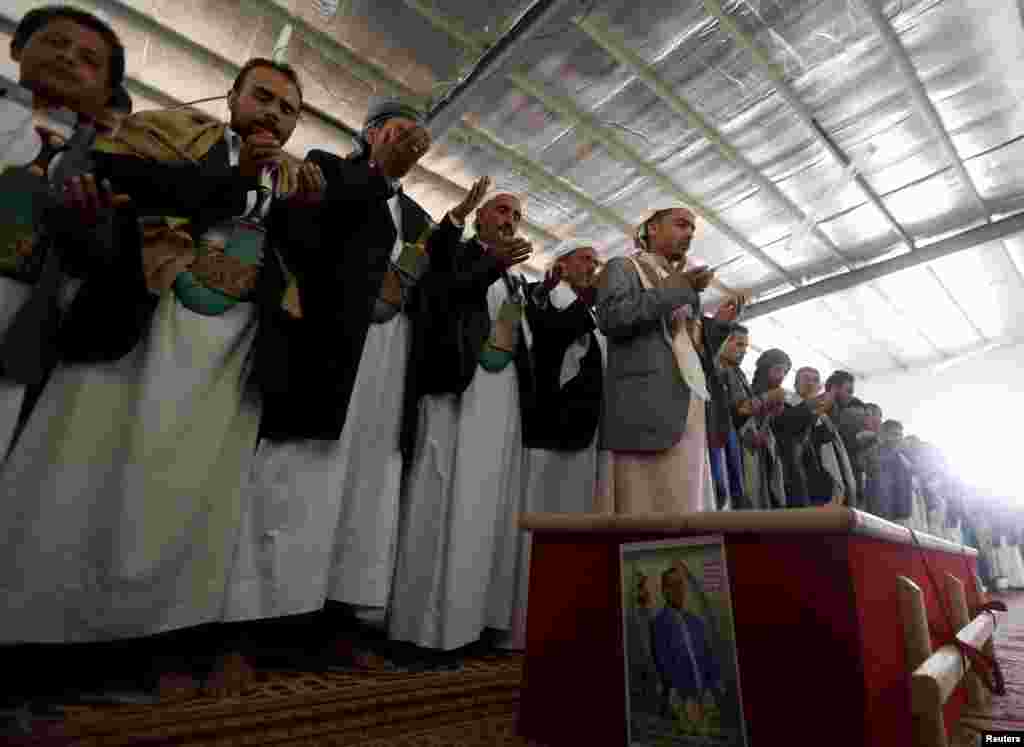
[2,0,1023,377]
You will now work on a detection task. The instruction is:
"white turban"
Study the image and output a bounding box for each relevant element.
[549,237,602,265]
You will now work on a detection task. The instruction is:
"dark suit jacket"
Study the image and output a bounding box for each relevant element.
[4,147,259,379]
[259,150,431,442]
[0,147,268,447]
[56,144,262,359]
[652,607,720,702]
[523,281,602,452]
[399,234,535,461]
[53,143,419,445]
[772,401,818,507]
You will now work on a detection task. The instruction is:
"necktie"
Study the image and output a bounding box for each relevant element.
[245,167,275,223]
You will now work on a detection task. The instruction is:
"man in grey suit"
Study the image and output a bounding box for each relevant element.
[595,207,723,513]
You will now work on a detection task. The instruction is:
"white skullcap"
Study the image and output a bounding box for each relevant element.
[550,238,602,264]
[483,189,524,205]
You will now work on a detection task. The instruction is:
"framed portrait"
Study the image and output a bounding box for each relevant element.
[621,536,748,747]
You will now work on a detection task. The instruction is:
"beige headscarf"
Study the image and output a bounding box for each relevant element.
[627,250,708,401]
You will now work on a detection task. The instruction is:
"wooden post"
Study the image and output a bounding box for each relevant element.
[898,576,947,747]
[945,574,987,709]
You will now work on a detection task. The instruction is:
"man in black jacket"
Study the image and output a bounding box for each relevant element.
[0,50,334,701]
[522,238,607,500]
[773,367,841,507]
[226,99,440,673]
[390,190,535,656]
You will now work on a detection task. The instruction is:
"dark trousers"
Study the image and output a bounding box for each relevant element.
[712,430,747,509]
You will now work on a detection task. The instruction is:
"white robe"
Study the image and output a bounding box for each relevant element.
[501,282,611,649]
[225,196,409,623]
[0,127,80,460]
[522,281,609,515]
[999,538,1024,589]
[0,277,31,457]
[389,275,525,651]
[0,294,260,642]
[224,314,410,621]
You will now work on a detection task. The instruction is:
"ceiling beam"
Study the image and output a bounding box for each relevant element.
[858,335,1022,381]
[239,0,417,101]
[853,0,988,222]
[238,0,641,249]
[745,210,1024,318]
[575,12,910,361]
[701,0,968,357]
[854,0,1005,342]
[8,2,568,246]
[507,72,798,280]
[400,1,796,284]
[817,297,909,370]
[272,23,293,64]
[866,283,947,360]
[423,0,579,138]
[449,124,634,235]
[575,14,853,271]
[762,316,864,378]
[925,266,988,341]
[701,0,912,252]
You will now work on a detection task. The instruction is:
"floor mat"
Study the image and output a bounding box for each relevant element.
[33,656,548,746]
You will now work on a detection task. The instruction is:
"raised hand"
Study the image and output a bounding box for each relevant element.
[238,131,282,179]
[451,176,491,224]
[375,125,431,180]
[541,261,564,292]
[60,173,131,225]
[813,391,834,416]
[492,236,532,269]
[287,159,327,206]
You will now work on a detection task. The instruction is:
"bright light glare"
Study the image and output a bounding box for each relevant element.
[905,387,1024,503]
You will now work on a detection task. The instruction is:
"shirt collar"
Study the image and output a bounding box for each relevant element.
[549,281,579,311]
[225,126,241,153]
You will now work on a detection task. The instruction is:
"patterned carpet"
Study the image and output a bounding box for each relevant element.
[4,594,1021,746]
[7,655,542,746]
[956,591,1024,745]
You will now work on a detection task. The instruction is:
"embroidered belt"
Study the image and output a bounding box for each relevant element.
[187,250,260,300]
[173,220,264,316]
[370,227,435,324]
[370,258,427,324]
[0,167,51,283]
[478,292,523,373]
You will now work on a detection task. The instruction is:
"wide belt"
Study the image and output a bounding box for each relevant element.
[172,220,264,316]
[370,244,431,324]
[187,251,260,300]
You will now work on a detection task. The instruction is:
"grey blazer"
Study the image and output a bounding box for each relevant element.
[595,256,699,452]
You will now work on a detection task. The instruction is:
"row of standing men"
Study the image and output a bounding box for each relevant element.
[0,6,746,697]
[9,4,979,699]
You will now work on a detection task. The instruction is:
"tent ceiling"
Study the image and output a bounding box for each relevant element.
[4,0,1024,379]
